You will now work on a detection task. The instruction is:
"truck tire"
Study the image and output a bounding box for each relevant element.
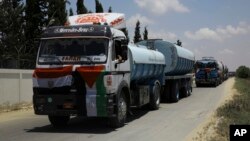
[181,87,188,97]
[196,82,201,87]
[187,84,192,96]
[212,82,217,87]
[182,82,192,97]
[161,84,169,103]
[213,80,219,87]
[171,81,179,102]
[149,82,160,110]
[109,90,127,128]
[48,115,70,127]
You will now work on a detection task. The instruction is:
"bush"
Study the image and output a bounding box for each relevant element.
[236,66,250,78]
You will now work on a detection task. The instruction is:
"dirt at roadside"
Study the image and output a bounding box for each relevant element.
[0,102,33,114]
[185,78,236,141]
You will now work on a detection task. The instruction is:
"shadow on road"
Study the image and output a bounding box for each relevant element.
[25,109,148,134]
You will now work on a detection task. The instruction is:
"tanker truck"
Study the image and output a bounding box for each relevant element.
[32,13,165,127]
[194,57,224,87]
[32,13,195,128]
[137,39,195,102]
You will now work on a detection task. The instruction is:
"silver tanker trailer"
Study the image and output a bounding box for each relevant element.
[137,39,195,102]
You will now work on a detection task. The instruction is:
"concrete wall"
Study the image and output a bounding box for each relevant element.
[0,69,33,105]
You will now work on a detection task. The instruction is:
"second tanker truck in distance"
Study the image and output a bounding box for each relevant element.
[32,13,195,128]
[194,57,225,87]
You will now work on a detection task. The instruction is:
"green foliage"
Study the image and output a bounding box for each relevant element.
[69,8,74,16]
[0,0,30,68]
[47,0,67,26]
[25,0,45,68]
[143,27,148,40]
[133,20,142,43]
[77,0,87,14]
[121,28,129,43]
[95,0,104,13]
[210,78,250,141]
[0,0,132,69]
[236,65,250,78]
[108,6,112,13]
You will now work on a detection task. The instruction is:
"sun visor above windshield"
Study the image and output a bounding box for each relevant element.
[41,25,112,38]
[67,13,126,30]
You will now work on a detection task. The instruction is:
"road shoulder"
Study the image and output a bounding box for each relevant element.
[185,78,236,141]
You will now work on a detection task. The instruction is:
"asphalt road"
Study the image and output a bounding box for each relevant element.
[0,78,234,141]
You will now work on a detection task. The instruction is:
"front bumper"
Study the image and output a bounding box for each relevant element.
[195,78,217,84]
[33,93,116,117]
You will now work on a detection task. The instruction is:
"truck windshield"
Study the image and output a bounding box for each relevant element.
[196,62,217,68]
[38,38,108,64]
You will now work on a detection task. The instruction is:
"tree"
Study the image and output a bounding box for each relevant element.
[143,26,148,40]
[95,0,104,13]
[0,0,27,68]
[177,39,182,46]
[77,0,87,14]
[133,20,142,43]
[25,0,46,68]
[236,66,250,78]
[69,8,74,16]
[47,0,67,26]
[108,6,112,13]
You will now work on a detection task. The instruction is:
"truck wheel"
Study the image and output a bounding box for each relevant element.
[171,81,179,102]
[109,90,127,128]
[213,80,219,87]
[187,85,192,96]
[186,82,192,96]
[149,82,160,110]
[181,86,189,97]
[196,83,201,87]
[48,115,70,127]
[161,84,169,103]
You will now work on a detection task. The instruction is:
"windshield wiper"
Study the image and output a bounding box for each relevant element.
[40,55,63,65]
[81,56,93,64]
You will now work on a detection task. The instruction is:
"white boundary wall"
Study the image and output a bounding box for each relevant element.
[0,69,33,105]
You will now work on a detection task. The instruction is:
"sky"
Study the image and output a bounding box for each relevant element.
[67,0,250,71]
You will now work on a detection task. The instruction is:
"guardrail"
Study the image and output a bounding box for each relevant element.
[0,69,33,105]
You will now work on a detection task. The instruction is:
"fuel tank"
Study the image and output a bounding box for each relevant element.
[137,40,195,75]
[128,44,165,82]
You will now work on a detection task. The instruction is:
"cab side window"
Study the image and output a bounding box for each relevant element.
[112,40,122,61]
[112,39,128,62]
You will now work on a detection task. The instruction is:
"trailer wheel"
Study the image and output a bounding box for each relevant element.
[149,82,160,110]
[196,83,201,87]
[182,82,192,97]
[171,81,179,102]
[48,115,70,127]
[181,86,189,97]
[161,84,169,103]
[187,84,192,96]
[109,90,127,128]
